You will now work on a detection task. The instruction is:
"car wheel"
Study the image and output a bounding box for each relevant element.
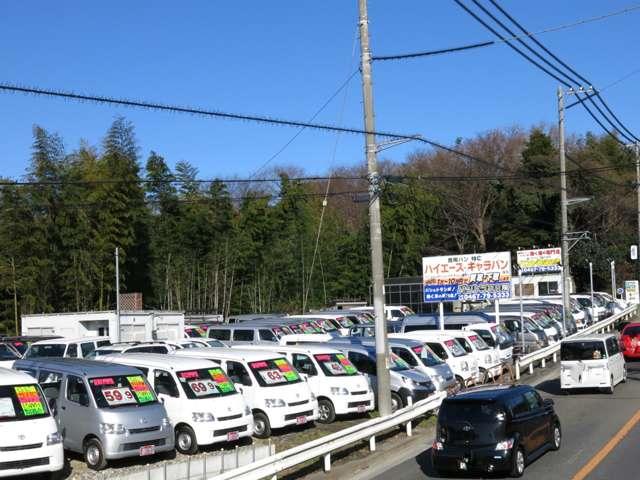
[510,446,525,477]
[390,392,402,413]
[551,423,561,451]
[317,398,336,424]
[84,438,107,471]
[175,424,198,455]
[252,411,271,439]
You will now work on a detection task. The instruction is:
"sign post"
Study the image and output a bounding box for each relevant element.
[625,280,640,305]
[438,302,444,331]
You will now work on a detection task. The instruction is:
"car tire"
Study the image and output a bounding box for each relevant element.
[551,423,561,451]
[175,424,199,455]
[317,398,336,424]
[84,438,107,471]
[390,392,402,413]
[252,411,272,439]
[510,446,525,478]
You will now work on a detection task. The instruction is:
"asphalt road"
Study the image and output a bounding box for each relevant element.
[371,361,640,480]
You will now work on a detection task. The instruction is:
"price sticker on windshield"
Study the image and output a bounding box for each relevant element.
[14,386,45,416]
[102,387,136,406]
[127,376,154,403]
[274,359,299,381]
[208,368,235,393]
[188,381,218,397]
[336,354,358,374]
[259,369,285,385]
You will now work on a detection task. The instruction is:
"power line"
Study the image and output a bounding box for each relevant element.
[374,3,640,62]
[566,67,640,109]
[453,0,637,146]
[0,82,512,172]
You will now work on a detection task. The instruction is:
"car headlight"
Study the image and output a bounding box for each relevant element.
[264,398,286,408]
[99,423,126,435]
[46,432,62,445]
[192,412,215,422]
[461,361,469,371]
[330,387,349,395]
[495,438,514,451]
[244,406,251,416]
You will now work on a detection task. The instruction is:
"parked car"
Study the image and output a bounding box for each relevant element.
[350,305,415,322]
[560,334,626,394]
[620,322,640,359]
[13,358,174,470]
[97,353,253,454]
[233,344,375,423]
[0,342,22,368]
[432,384,561,477]
[88,342,174,358]
[24,337,112,360]
[501,316,548,355]
[0,367,64,478]
[174,348,319,438]
[447,330,503,383]
[0,336,62,357]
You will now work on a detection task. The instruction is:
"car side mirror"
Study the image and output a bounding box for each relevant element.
[234,383,244,394]
[159,397,165,404]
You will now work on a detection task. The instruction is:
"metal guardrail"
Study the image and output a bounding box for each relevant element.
[213,391,446,480]
[514,305,638,380]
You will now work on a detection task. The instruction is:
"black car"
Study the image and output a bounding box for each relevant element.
[432,384,561,477]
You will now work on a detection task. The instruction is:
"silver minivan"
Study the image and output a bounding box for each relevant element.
[13,358,174,470]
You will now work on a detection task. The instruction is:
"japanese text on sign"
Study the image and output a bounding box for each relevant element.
[516,248,561,274]
[422,252,512,303]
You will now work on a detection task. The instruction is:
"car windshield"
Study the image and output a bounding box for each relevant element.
[390,352,411,372]
[576,298,592,308]
[89,375,158,408]
[443,339,467,357]
[0,384,49,422]
[624,326,640,337]
[335,317,355,328]
[26,344,66,358]
[206,339,226,347]
[177,368,237,399]
[411,345,444,366]
[315,319,338,332]
[467,334,489,351]
[186,327,206,338]
[561,341,607,361]
[474,330,495,347]
[0,345,19,360]
[313,353,359,376]
[456,337,473,353]
[491,325,512,344]
[248,358,302,387]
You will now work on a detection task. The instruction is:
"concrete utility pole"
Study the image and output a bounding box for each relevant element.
[115,247,121,343]
[358,0,391,417]
[558,86,571,334]
[610,260,616,298]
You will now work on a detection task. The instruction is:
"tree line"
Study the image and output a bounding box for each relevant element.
[0,118,635,332]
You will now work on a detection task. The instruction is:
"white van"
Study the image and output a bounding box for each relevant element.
[0,368,64,478]
[351,305,415,322]
[25,337,112,359]
[391,331,478,388]
[97,353,253,454]
[174,348,319,438]
[289,314,355,336]
[446,330,502,382]
[232,344,374,423]
[560,334,626,394]
[461,323,514,362]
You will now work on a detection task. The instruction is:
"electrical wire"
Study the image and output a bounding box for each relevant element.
[374,3,640,62]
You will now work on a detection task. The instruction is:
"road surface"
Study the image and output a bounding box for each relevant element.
[371,361,640,480]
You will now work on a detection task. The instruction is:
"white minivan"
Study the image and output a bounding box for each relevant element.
[25,337,112,359]
[175,348,319,438]
[232,344,374,423]
[392,331,478,389]
[97,353,253,454]
[447,330,502,382]
[560,334,626,394]
[0,367,64,478]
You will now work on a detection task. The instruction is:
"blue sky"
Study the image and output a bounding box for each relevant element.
[1,1,639,180]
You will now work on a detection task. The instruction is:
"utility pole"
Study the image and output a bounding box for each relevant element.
[610,260,616,298]
[10,257,18,336]
[358,0,391,417]
[558,86,571,334]
[115,247,120,343]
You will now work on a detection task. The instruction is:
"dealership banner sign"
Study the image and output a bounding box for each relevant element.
[422,252,512,303]
[516,248,561,274]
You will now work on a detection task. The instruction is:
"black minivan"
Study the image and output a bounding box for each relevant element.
[432,385,561,477]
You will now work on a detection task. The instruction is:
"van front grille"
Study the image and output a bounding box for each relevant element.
[351,390,368,396]
[284,410,313,421]
[122,438,166,451]
[128,426,160,434]
[0,443,42,452]
[348,400,371,408]
[288,399,309,407]
[217,413,243,422]
[0,457,49,470]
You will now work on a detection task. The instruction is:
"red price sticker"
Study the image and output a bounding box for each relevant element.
[102,387,136,406]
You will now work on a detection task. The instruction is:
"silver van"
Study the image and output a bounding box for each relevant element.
[13,358,174,470]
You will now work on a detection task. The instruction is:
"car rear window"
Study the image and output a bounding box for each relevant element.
[561,341,607,361]
[440,400,505,425]
[624,326,640,337]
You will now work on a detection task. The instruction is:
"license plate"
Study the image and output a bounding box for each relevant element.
[357,405,366,413]
[139,445,155,456]
[226,431,239,441]
[296,416,307,425]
